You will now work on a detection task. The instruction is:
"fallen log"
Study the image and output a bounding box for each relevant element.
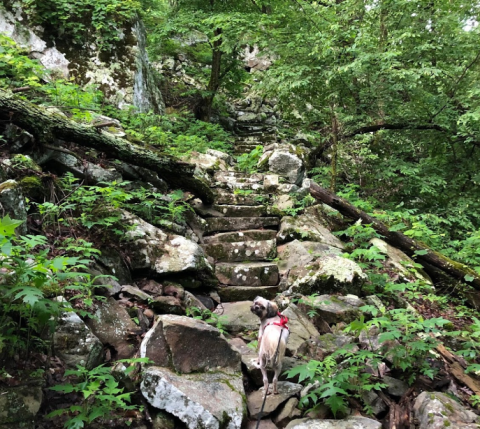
[0,89,214,204]
[309,182,480,291]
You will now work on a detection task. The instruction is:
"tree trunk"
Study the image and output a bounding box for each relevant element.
[197,28,222,122]
[309,181,480,291]
[0,90,214,204]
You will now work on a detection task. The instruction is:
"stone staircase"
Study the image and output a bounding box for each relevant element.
[195,170,282,302]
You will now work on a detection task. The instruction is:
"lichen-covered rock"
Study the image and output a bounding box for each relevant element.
[182,151,230,172]
[277,240,342,276]
[285,417,382,429]
[141,366,245,429]
[287,255,366,296]
[53,309,104,370]
[277,212,345,248]
[122,211,215,286]
[268,151,304,185]
[273,397,302,428]
[140,315,241,372]
[85,297,137,359]
[202,239,277,262]
[413,391,480,429]
[215,262,279,286]
[247,382,302,419]
[218,286,279,302]
[0,180,27,235]
[0,382,43,428]
[205,217,280,234]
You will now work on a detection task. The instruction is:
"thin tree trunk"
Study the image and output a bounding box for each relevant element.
[0,89,215,203]
[330,107,339,192]
[309,181,480,291]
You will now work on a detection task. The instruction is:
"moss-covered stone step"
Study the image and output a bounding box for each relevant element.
[214,189,266,206]
[213,204,267,217]
[215,262,279,286]
[205,217,280,234]
[218,285,279,302]
[225,182,265,192]
[202,239,277,262]
[213,171,264,184]
[203,229,277,244]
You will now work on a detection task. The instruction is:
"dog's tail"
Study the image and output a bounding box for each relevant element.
[262,327,288,367]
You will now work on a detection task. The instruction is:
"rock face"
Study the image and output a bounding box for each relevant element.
[141,367,245,429]
[247,382,302,419]
[413,392,480,429]
[0,382,43,428]
[140,315,241,372]
[0,180,27,235]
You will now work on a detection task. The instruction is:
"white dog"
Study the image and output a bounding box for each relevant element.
[250,296,289,395]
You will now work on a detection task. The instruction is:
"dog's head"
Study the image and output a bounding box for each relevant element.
[251,296,278,320]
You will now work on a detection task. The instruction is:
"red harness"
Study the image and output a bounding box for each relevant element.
[265,312,289,330]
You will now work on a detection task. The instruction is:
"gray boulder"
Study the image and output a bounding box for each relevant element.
[213,301,260,334]
[282,303,321,356]
[247,382,302,419]
[0,180,27,235]
[299,294,365,325]
[141,366,245,429]
[0,382,43,428]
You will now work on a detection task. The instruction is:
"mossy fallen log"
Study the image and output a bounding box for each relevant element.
[310,182,480,291]
[0,89,214,204]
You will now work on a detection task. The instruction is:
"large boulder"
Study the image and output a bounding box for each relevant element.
[413,392,480,429]
[282,303,321,356]
[0,180,27,235]
[247,382,302,419]
[141,366,245,429]
[298,294,365,325]
[213,301,260,334]
[287,255,366,296]
[122,212,215,287]
[140,315,241,373]
[258,144,307,185]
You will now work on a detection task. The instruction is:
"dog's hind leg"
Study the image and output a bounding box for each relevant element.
[272,363,282,395]
[259,355,270,395]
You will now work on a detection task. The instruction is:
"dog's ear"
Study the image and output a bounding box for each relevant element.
[266,301,278,318]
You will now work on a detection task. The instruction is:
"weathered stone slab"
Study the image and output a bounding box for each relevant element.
[203,229,277,244]
[277,214,344,248]
[0,383,43,428]
[285,417,382,429]
[226,181,265,191]
[299,294,365,325]
[141,367,245,429]
[214,171,264,183]
[140,315,241,373]
[218,286,279,302]
[206,217,279,233]
[215,262,279,286]
[202,240,277,262]
[247,382,302,419]
[282,303,321,356]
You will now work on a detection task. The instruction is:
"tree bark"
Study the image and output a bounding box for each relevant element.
[309,181,480,291]
[0,90,214,204]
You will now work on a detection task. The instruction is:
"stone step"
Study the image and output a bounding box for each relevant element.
[213,204,267,217]
[218,286,279,302]
[225,182,265,192]
[215,189,265,206]
[215,262,279,286]
[205,217,280,234]
[203,229,277,244]
[202,240,277,262]
[213,171,264,184]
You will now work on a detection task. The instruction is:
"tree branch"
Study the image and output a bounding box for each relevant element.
[344,122,447,138]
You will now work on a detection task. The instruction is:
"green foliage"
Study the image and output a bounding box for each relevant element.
[48,358,149,429]
[21,0,140,51]
[281,194,316,217]
[236,145,263,173]
[0,216,92,358]
[35,174,191,237]
[186,306,227,335]
[104,109,234,155]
